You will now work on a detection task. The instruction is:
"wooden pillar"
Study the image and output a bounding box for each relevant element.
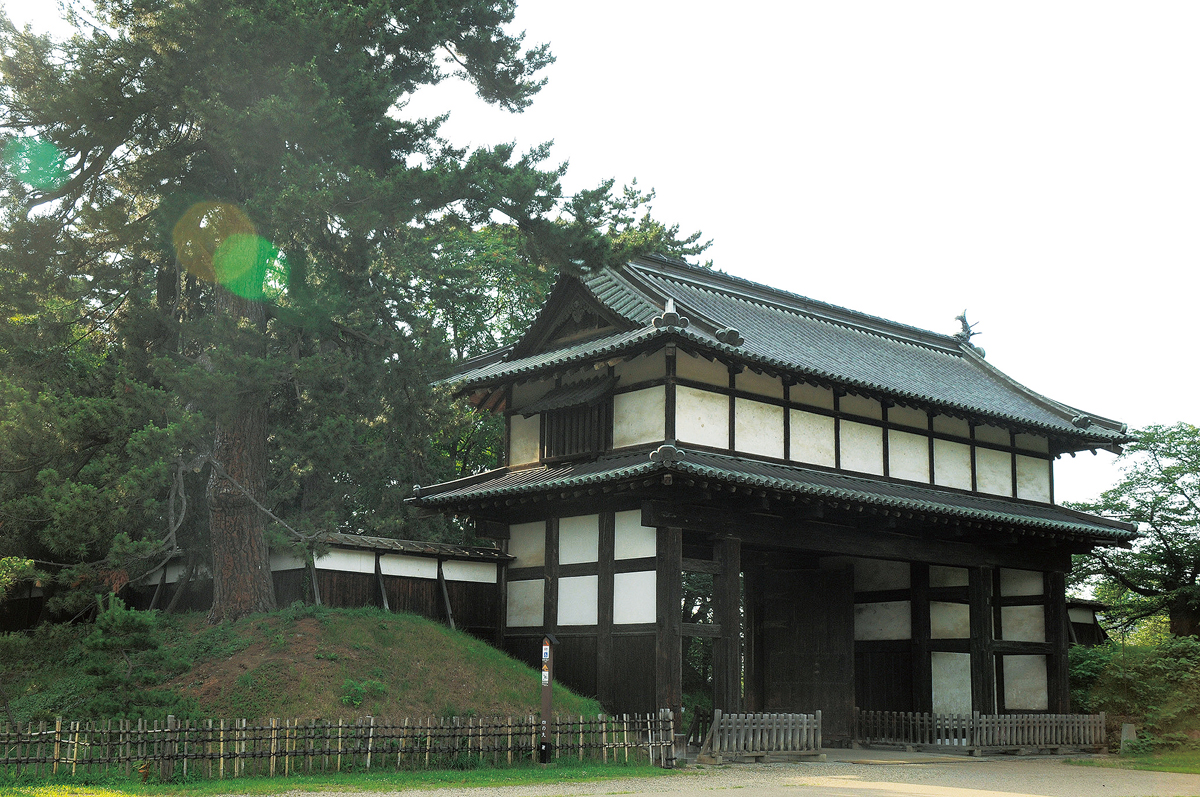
[1045,570,1071,712]
[656,526,683,720]
[596,512,616,709]
[968,566,996,714]
[910,563,932,713]
[712,536,742,712]
[544,519,559,636]
[741,559,763,712]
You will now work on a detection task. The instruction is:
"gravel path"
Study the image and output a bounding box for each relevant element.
[266,757,1200,797]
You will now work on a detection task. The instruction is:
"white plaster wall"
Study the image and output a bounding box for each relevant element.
[847,557,910,591]
[932,652,973,715]
[676,385,730,449]
[933,415,970,438]
[790,409,836,467]
[890,405,929,430]
[793,383,834,410]
[931,602,971,638]
[508,521,545,568]
[933,439,972,490]
[1001,605,1046,642]
[841,394,882,420]
[508,413,541,466]
[614,510,657,559]
[676,351,729,386]
[735,398,785,459]
[855,601,912,640]
[1003,655,1049,711]
[736,369,784,399]
[559,514,599,564]
[1015,433,1050,453]
[840,420,884,475]
[271,551,306,572]
[1016,455,1051,503]
[1068,607,1095,624]
[512,379,552,408]
[441,560,496,583]
[614,348,666,385]
[975,447,1013,497]
[506,579,544,627]
[614,571,657,623]
[379,554,437,579]
[613,386,665,449]
[929,566,969,588]
[1000,569,1043,596]
[975,425,1011,446]
[316,549,375,574]
[889,429,930,482]
[558,575,598,626]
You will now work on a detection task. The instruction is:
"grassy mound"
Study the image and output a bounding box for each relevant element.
[0,603,599,723]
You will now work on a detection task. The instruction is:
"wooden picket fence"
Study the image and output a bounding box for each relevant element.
[0,711,676,779]
[854,710,1107,754]
[697,709,823,764]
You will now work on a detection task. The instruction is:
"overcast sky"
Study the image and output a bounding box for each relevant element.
[9,1,1198,503]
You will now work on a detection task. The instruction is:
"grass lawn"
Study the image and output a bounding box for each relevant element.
[1067,749,1200,775]
[1,761,678,796]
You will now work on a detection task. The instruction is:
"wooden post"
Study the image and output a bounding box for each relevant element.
[375,553,390,612]
[910,563,933,713]
[596,511,616,708]
[655,524,684,732]
[713,536,742,712]
[968,567,996,714]
[1045,570,1071,712]
[436,560,456,631]
[544,519,559,638]
[53,717,61,775]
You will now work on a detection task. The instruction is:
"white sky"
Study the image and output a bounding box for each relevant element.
[9,1,1199,503]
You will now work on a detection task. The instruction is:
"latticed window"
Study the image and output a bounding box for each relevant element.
[543,401,611,460]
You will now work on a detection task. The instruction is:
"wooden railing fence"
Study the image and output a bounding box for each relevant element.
[0,711,676,779]
[697,709,822,763]
[854,710,1107,753]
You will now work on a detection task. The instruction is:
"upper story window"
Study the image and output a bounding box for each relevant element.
[544,401,612,460]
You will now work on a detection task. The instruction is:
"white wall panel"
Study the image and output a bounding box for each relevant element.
[613,571,657,624]
[1068,607,1095,624]
[676,386,729,449]
[614,348,666,386]
[736,370,784,399]
[840,420,884,475]
[511,379,552,408]
[558,575,598,626]
[975,447,1013,497]
[613,386,665,449]
[271,551,306,572]
[735,398,784,459]
[676,352,729,386]
[558,514,599,565]
[889,429,930,482]
[792,383,834,410]
[508,521,545,568]
[790,410,836,467]
[1001,605,1046,642]
[441,560,496,583]
[855,601,912,640]
[508,413,541,466]
[929,566,969,588]
[975,425,1011,446]
[1000,568,1043,596]
[933,415,970,438]
[932,652,973,715]
[843,557,910,591]
[614,510,657,560]
[1003,655,1049,711]
[931,601,971,639]
[933,439,972,490]
[316,549,375,574]
[841,394,882,420]
[889,405,929,430]
[1016,455,1051,503]
[379,554,437,579]
[1015,433,1050,453]
[506,579,544,627]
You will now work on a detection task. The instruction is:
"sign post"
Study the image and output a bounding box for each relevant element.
[539,633,558,764]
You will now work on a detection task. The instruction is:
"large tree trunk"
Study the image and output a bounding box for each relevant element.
[1169,603,1200,638]
[206,287,276,622]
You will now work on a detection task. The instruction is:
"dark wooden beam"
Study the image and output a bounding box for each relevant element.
[642,501,1072,572]
[682,557,722,574]
[682,622,723,638]
[910,563,932,713]
[968,567,996,714]
[1045,570,1070,712]
[656,526,683,724]
[597,511,615,709]
[544,519,559,636]
[713,536,742,712]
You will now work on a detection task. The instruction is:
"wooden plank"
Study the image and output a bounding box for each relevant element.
[968,568,996,714]
[682,623,722,638]
[597,511,616,709]
[655,526,683,724]
[642,501,1073,572]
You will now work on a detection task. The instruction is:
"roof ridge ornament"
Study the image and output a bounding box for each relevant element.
[649,443,683,463]
[953,310,986,358]
[652,298,690,330]
[715,326,744,347]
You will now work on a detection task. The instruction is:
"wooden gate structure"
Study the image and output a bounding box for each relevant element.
[409,255,1137,733]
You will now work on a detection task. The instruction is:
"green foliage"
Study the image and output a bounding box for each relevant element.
[1070,423,1200,637]
[1070,637,1200,748]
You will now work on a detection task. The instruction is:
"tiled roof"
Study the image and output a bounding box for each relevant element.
[446,255,1128,446]
[518,375,617,416]
[320,532,511,561]
[410,447,1135,543]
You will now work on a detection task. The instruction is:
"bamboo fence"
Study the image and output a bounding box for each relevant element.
[0,711,676,779]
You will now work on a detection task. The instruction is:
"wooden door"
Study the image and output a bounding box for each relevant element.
[760,567,855,740]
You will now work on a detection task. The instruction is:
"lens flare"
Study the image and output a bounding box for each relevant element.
[2,136,67,190]
[214,233,284,300]
[172,202,287,299]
